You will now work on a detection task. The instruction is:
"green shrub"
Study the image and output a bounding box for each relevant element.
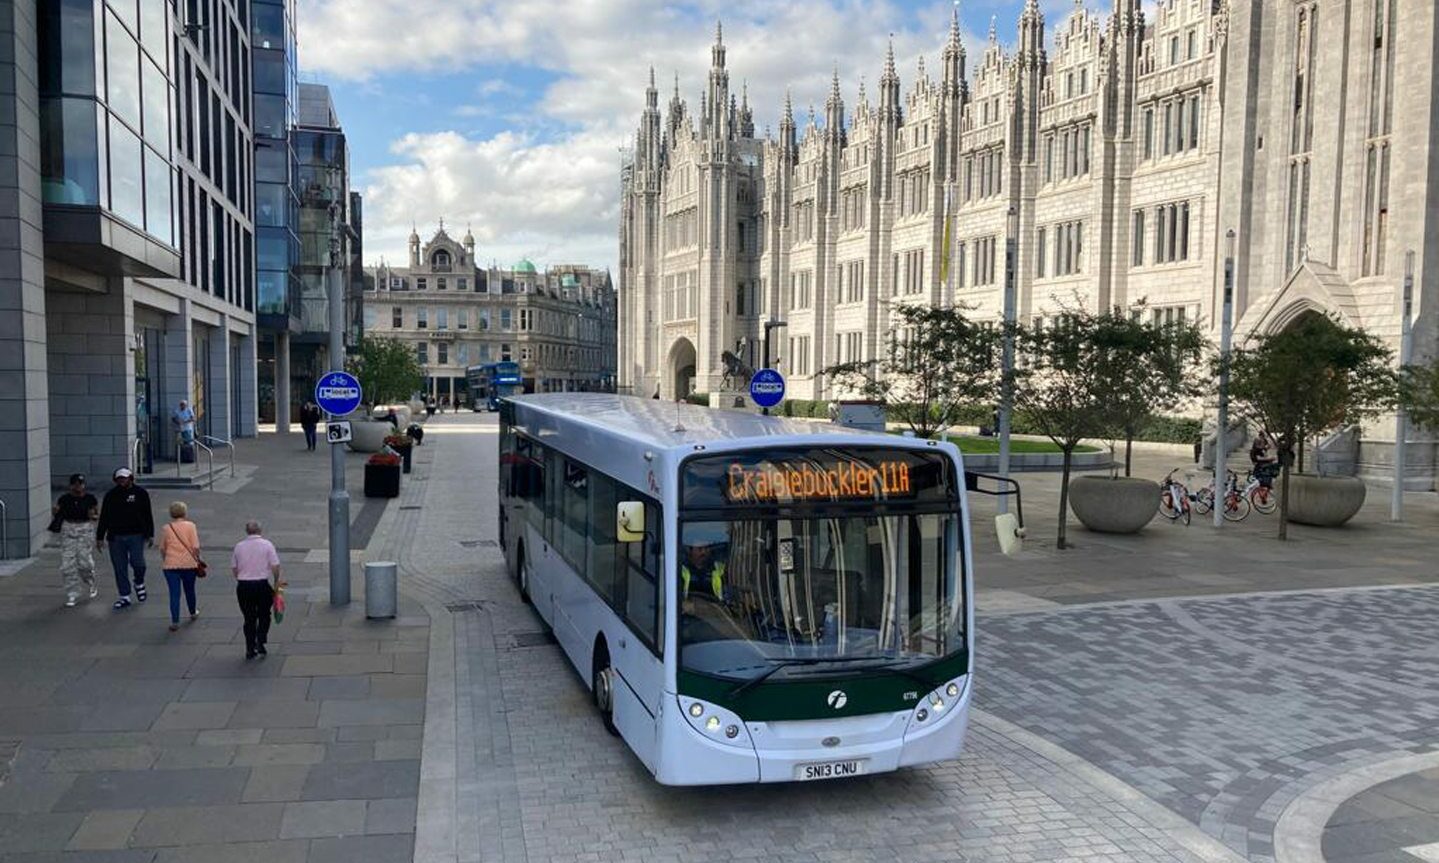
[684,392,710,407]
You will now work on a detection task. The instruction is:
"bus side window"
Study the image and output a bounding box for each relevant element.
[620,489,661,653]
[588,474,622,604]
[517,438,546,534]
[559,459,589,577]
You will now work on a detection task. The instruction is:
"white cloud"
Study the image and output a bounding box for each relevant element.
[298,0,997,271]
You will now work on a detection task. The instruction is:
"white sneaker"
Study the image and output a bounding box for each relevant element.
[88,584,98,598]
[64,594,78,607]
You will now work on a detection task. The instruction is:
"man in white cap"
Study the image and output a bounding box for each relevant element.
[96,467,155,609]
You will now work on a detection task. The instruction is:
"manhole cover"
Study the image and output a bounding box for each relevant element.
[457,540,498,549]
[508,631,557,649]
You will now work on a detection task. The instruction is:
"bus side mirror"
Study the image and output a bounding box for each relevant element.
[617,501,646,543]
[995,513,1025,557]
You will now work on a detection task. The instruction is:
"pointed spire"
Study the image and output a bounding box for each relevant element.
[782,89,794,124]
[648,66,655,88]
[741,80,749,109]
[917,54,927,79]
[715,19,723,45]
[989,15,997,43]
[830,65,841,102]
[950,1,961,44]
[711,18,726,68]
[882,35,897,82]
[673,71,680,100]
[857,74,867,104]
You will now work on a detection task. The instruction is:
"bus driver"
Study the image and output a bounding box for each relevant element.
[680,537,726,602]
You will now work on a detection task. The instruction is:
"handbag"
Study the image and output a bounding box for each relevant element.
[166,523,208,578]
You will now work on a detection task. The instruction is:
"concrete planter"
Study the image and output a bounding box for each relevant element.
[1285,474,1367,527]
[346,420,390,454]
[1068,475,1160,534]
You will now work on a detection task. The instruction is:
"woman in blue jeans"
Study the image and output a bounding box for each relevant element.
[156,502,203,632]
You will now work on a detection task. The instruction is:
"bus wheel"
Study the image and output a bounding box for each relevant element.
[516,545,533,605]
[592,646,620,737]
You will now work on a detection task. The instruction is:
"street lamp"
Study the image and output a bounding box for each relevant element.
[327,199,351,605]
[761,320,787,415]
[997,206,1018,512]
[1214,228,1236,529]
[1393,250,1415,521]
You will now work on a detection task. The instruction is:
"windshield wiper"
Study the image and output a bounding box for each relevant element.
[726,656,862,698]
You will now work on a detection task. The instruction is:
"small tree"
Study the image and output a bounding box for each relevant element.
[1012,311,1123,550]
[821,303,999,439]
[1096,308,1207,476]
[349,336,423,408]
[1225,314,1396,539]
[1400,358,1439,429]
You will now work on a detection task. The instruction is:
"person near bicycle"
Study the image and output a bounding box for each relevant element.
[1250,432,1279,488]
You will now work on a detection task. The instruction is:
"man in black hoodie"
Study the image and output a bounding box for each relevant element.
[96,467,155,610]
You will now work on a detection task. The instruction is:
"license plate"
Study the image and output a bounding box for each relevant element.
[795,759,866,781]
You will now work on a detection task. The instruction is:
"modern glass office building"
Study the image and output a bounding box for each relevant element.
[2,0,260,557]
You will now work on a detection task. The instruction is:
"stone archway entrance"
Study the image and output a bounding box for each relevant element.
[667,337,696,400]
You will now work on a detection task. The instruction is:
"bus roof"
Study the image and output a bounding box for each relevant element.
[508,393,903,454]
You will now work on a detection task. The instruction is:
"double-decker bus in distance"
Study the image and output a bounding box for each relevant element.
[467,361,522,412]
[498,394,1015,786]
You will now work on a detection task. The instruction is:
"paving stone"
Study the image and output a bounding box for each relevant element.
[129,804,284,847]
[55,768,250,811]
[334,726,389,743]
[261,728,336,745]
[365,675,424,700]
[322,743,373,763]
[306,676,370,701]
[242,766,312,804]
[226,701,320,730]
[65,810,143,851]
[306,833,414,863]
[151,702,238,732]
[279,655,394,678]
[43,747,158,773]
[301,761,419,801]
[80,704,170,733]
[151,745,236,769]
[232,744,326,767]
[279,800,367,839]
[373,740,420,762]
[0,772,76,814]
[152,839,311,863]
[363,798,416,835]
[194,729,262,746]
[0,812,85,852]
[316,699,422,728]
[181,678,310,703]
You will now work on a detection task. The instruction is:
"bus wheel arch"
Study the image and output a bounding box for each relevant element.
[591,637,620,737]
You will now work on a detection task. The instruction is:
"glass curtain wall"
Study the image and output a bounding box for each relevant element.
[252,0,298,320]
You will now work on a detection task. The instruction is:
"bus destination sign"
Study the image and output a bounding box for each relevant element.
[682,448,955,508]
[725,460,911,503]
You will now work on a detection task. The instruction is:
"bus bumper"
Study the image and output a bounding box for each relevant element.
[654,677,971,785]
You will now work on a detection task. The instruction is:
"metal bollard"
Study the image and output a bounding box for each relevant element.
[365,561,397,619]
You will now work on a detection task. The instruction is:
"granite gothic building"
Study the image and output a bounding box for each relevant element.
[618,1,1439,484]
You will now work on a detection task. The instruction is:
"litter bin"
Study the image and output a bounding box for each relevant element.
[365,561,397,619]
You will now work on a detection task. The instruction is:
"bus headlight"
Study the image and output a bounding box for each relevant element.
[946,682,960,698]
[909,678,967,732]
[915,708,929,722]
[677,696,753,749]
[929,693,946,712]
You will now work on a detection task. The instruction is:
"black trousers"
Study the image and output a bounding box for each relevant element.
[236,580,274,652]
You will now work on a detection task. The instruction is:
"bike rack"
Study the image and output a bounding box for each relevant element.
[964,471,1025,529]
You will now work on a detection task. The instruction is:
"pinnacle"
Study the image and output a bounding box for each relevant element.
[883,36,897,80]
[989,15,997,42]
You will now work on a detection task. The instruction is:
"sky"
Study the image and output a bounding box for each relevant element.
[294,0,1129,275]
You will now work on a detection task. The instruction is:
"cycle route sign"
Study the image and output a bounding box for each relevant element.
[315,370,363,416]
[749,368,786,409]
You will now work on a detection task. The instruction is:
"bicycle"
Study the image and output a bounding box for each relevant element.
[1193,469,1251,522]
[1244,468,1278,515]
[1159,469,1193,525]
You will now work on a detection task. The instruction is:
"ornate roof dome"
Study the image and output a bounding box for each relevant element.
[514,258,537,274]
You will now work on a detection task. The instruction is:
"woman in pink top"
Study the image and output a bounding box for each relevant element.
[156,501,202,632]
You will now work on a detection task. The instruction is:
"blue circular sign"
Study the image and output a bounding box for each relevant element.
[315,370,363,416]
[749,368,786,409]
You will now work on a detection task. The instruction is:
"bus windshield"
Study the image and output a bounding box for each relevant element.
[678,514,962,681]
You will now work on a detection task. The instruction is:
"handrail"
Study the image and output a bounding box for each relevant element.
[199,435,235,479]
[176,434,217,490]
[130,437,143,475]
[0,497,7,560]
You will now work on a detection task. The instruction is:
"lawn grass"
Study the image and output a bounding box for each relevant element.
[889,430,1099,454]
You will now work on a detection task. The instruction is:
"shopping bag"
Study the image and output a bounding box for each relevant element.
[272,581,287,623]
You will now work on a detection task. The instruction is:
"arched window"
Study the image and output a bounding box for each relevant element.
[431,249,452,272]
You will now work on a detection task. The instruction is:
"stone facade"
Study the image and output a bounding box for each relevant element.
[365,225,617,403]
[619,1,1439,483]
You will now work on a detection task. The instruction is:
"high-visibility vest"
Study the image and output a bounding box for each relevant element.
[681,561,725,599]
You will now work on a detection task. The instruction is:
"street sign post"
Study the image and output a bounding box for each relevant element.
[315,371,362,417]
[326,421,353,445]
[750,368,785,410]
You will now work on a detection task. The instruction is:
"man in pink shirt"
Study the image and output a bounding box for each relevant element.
[231,521,281,659]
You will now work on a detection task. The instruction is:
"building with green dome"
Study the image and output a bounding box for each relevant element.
[364,226,617,405]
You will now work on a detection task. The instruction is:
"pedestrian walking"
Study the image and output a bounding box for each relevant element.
[51,473,98,607]
[96,467,154,609]
[425,398,436,419]
[299,400,323,452]
[231,521,281,659]
[157,501,204,632]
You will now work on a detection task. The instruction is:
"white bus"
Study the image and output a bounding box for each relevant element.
[498,394,1012,786]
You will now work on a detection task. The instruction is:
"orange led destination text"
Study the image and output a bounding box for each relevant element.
[725,461,912,503]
